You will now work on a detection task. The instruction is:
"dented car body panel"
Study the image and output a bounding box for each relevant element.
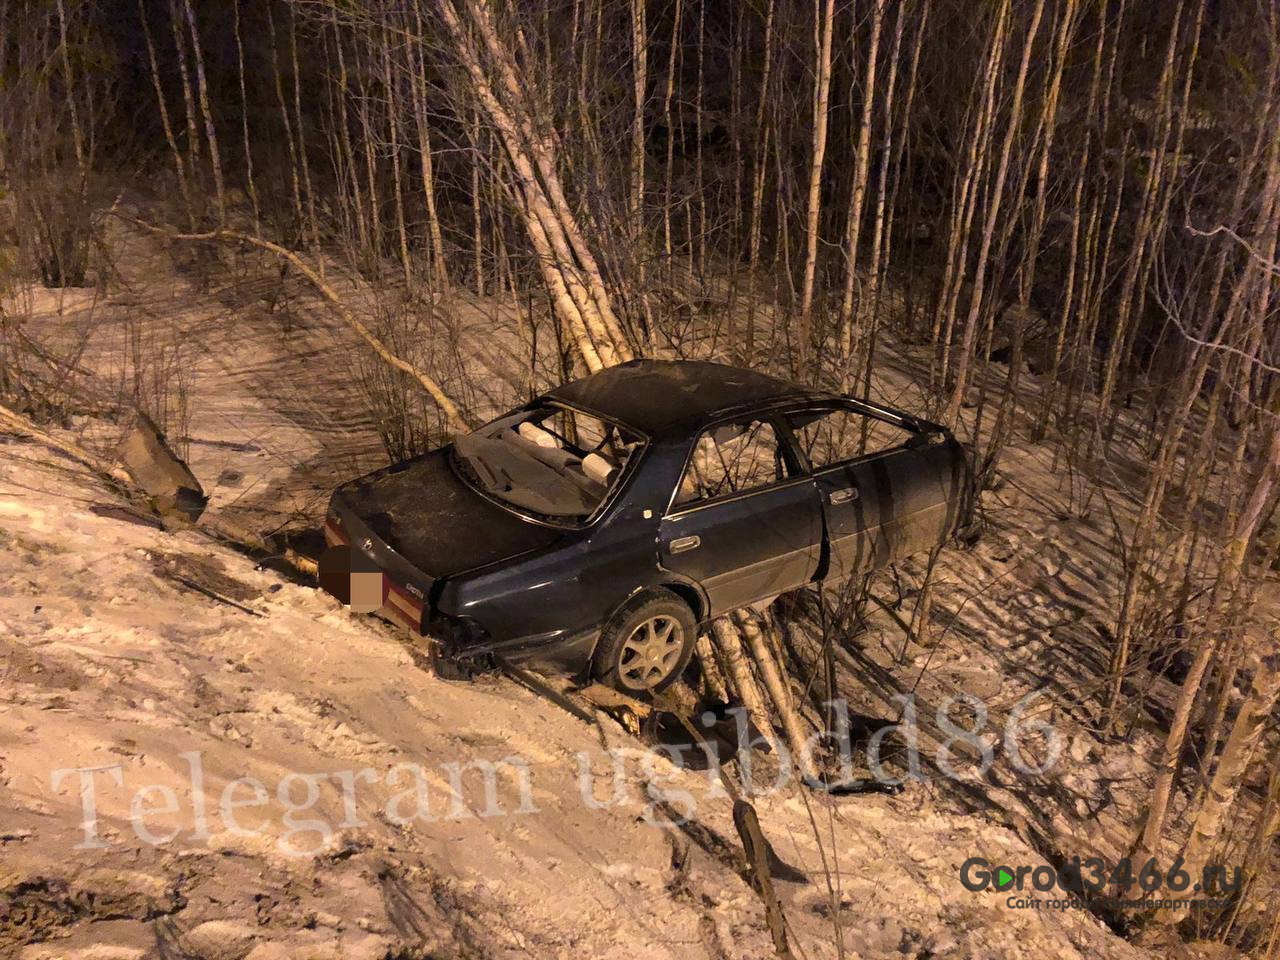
[323,360,971,675]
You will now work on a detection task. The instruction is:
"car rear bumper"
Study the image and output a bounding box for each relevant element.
[455,625,600,677]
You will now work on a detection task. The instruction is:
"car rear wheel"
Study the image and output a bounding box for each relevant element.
[594,589,697,695]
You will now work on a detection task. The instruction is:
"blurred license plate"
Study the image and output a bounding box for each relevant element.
[349,570,385,613]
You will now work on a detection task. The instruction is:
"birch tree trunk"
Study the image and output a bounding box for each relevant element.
[711,617,778,763]
[1136,119,1280,861]
[380,14,413,290]
[180,0,225,223]
[410,0,450,287]
[629,0,646,245]
[860,0,910,397]
[797,0,836,340]
[435,0,634,372]
[629,0,653,344]
[1034,0,1105,439]
[943,0,1045,424]
[137,0,194,227]
[1095,1,1200,450]
[990,0,1078,455]
[693,0,707,277]
[931,0,1010,397]
[1167,418,1280,916]
[737,612,820,783]
[232,0,259,232]
[742,0,776,359]
[331,12,371,263]
[267,3,305,242]
[458,0,631,352]
[166,0,201,177]
[288,4,323,276]
[837,0,887,386]
[661,0,683,264]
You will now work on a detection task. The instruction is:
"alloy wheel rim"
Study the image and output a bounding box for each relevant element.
[618,615,685,690]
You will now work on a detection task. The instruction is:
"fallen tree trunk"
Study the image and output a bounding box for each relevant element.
[737,611,820,783]
[0,403,136,488]
[711,616,778,760]
[694,631,729,703]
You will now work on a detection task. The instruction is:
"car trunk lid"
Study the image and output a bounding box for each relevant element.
[327,448,566,592]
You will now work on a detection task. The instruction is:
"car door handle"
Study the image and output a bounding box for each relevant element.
[829,487,859,505]
[668,535,701,554]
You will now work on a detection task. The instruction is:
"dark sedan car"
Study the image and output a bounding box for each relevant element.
[322,360,971,694]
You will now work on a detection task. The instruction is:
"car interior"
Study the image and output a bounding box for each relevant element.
[453,405,643,519]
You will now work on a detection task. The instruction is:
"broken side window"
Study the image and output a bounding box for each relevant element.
[786,407,913,469]
[675,418,790,506]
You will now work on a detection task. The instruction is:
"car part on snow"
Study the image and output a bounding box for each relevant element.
[116,412,207,522]
[803,777,906,797]
[497,659,598,725]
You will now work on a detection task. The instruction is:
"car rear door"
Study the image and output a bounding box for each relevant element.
[658,416,823,614]
[782,403,965,581]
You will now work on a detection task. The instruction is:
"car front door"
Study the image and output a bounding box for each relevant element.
[783,403,961,581]
[658,416,823,615]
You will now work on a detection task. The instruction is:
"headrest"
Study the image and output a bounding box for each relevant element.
[581,452,616,485]
[517,421,559,448]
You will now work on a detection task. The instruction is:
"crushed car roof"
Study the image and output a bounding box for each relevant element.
[546,359,832,435]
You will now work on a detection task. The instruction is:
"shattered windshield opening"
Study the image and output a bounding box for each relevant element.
[451,403,645,520]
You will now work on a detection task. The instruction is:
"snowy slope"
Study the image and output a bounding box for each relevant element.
[0,442,1153,959]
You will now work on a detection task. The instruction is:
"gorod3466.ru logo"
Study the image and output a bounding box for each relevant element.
[959,856,1241,896]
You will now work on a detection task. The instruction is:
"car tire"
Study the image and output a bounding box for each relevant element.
[593,589,697,696]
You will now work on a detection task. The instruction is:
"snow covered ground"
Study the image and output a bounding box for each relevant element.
[3,219,1270,957]
[0,442,1149,959]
